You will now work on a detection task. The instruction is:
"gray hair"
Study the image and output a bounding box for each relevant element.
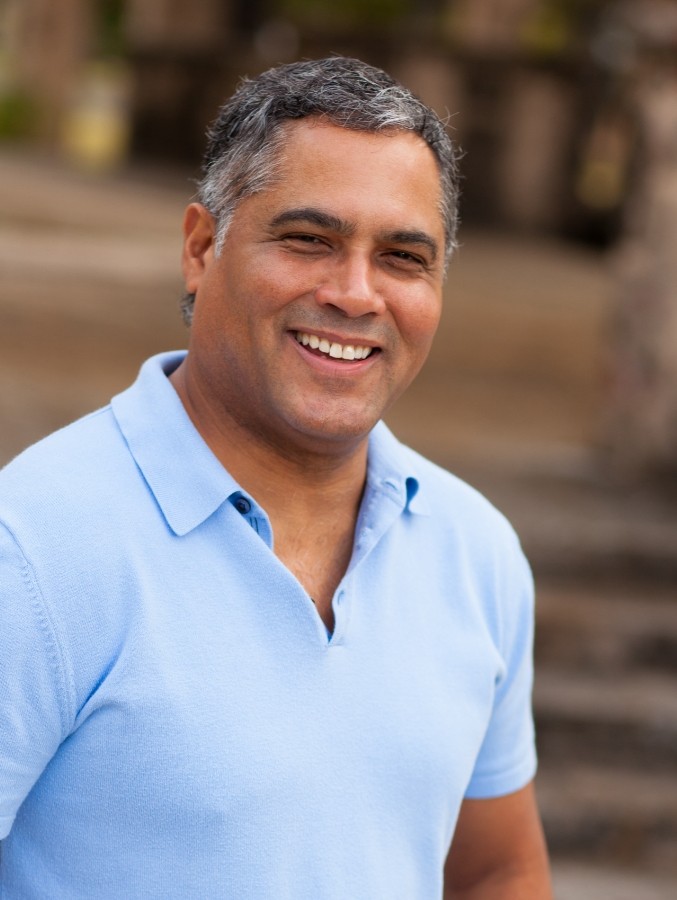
[181,56,461,325]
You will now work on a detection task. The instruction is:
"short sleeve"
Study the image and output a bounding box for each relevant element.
[465,538,537,798]
[0,523,71,838]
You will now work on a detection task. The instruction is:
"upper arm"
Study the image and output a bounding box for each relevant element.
[444,782,553,899]
[465,534,537,800]
[0,523,68,837]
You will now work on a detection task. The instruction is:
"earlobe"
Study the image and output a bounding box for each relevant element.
[182,203,216,293]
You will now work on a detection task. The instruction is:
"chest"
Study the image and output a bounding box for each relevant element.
[65,517,501,820]
[31,506,505,898]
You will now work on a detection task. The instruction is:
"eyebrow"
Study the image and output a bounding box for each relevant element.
[269,207,439,262]
[269,208,355,236]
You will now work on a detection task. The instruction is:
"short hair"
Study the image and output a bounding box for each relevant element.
[181,56,461,325]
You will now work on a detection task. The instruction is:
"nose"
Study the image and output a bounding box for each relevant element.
[313,253,386,317]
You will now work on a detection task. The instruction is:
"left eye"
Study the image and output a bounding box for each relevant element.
[388,250,425,267]
[286,234,324,245]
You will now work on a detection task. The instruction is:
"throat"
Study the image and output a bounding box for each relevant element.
[273,512,357,633]
[309,594,335,633]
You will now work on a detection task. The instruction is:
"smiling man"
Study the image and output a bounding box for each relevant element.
[0,58,552,898]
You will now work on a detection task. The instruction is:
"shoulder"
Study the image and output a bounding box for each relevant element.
[0,405,129,528]
[397,438,521,551]
[0,351,186,523]
[388,436,533,626]
[0,405,147,604]
[0,408,138,731]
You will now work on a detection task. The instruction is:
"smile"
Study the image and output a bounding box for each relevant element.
[295,332,375,361]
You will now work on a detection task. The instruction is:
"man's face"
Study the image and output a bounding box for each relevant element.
[182,120,446,455]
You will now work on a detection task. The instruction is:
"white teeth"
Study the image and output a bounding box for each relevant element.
[295,332,373,361]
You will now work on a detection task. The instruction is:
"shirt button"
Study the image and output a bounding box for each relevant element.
[234,497,251,514]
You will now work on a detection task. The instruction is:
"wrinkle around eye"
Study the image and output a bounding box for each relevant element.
[390,250,424,263]
[383,250,432,274]
[281,233,332,252]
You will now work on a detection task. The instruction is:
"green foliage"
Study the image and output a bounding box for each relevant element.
[521,0,606,57]
[97,0,127,58]
[0,89,38,139]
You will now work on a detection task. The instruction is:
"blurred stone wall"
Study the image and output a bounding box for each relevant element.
[5,0,677,478]
[605,0,677,479]
[121,0,589,237]
[1,0,93,146]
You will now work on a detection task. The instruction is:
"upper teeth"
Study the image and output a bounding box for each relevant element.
[295,332,374,361]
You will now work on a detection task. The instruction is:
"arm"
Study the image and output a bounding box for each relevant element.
[0,523,67,839]
[443,782,553,899]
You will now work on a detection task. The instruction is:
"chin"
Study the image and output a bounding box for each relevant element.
[287,410,379,448]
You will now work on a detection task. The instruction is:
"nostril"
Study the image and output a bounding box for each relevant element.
[314,284,385,318]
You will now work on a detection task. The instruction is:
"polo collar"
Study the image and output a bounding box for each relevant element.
[111,352,428,536]
[366,422,428,516]
[111,352,242,536]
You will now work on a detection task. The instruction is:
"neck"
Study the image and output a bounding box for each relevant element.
[169,361,369,520]
[170,360,370,630]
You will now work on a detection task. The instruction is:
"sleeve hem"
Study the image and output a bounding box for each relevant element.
[464,756,537,800]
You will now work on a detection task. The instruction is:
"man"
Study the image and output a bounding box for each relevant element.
[0,58,552,897]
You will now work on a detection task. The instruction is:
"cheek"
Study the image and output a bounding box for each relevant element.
[197,269,264,333]
[231,259,311,320]
[396,292,442,353]
[257,254,322,303]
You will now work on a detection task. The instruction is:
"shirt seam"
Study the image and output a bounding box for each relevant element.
[2,522,75,739]
[465,752,537,798]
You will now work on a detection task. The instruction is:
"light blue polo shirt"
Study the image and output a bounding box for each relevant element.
[0,351,536,899]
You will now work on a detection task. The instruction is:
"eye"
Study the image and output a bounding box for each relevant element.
[385,249,428,270]
[289,233,319,243]
[283,233,328,250]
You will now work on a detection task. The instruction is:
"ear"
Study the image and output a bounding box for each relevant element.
[182,203,216,293]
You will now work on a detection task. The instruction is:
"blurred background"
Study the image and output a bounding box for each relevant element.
[1,1,676,896]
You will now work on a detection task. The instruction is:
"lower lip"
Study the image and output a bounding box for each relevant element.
[289,334,378,374]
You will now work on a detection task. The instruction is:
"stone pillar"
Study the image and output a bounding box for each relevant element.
[393,55,463,131]
[5,0,93,146]
[610,62,677,476]
[125,0,227,51]
[448,0,539,52]
[125,0,230,162]
[498,70,576,231]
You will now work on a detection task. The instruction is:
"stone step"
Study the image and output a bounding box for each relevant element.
[535,578,677,676]
[537,765,677,876]
[533,668,677,771]
[453,466,677,581]
[551,860,677,900]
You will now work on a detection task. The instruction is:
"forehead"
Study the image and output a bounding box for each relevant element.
[254,120,444,233]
